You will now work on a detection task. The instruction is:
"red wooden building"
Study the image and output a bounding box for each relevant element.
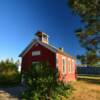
[19,31,76,82]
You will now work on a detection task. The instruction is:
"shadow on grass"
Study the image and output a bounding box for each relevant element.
[77,76,100,85]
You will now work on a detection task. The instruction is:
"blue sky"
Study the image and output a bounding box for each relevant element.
[0,0,85,61]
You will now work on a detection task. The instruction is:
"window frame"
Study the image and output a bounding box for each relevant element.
[72,60,75,73]
[32,51,41,56]
[68,58,71,73]
[62,57,66,75]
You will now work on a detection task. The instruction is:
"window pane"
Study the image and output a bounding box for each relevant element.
[72,60,74,72]
[68,58,71,73]
[32,51,41,56]
[62,58,66,74]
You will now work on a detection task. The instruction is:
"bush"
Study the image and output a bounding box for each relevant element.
[0,59,21,86]
[21,62,73,100]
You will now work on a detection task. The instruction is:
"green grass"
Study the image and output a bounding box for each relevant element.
[78,74,100,77]
[77,74,100,85]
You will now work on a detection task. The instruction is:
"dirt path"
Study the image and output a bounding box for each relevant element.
[0,91,18,100]
[68,76,100,100]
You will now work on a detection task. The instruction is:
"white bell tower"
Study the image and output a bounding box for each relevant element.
[35,31,49,44]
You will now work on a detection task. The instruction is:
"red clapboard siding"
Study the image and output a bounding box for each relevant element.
[21,43,56,72]
[56,53,76,83]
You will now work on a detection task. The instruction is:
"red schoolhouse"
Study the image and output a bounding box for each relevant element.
[19,31,76,82]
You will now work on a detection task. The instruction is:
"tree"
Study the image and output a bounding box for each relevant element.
[68,0,100,66]
[77,55,87,66]
[77,51,98,66]
[0,59,20,85]
[0,59,18,74]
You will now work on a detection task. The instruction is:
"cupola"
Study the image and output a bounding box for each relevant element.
[35,31,49,44]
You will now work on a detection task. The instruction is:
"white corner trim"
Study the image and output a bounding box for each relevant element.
[56,54,59,68]
[62,56,66,59]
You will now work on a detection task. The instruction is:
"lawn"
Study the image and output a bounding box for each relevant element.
[67,75,100,100]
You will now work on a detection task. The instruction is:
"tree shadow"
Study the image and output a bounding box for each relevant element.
[0,85,25,100]
[77,76,100,85]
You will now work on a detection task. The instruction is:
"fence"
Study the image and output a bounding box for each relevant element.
[77,67,100,75]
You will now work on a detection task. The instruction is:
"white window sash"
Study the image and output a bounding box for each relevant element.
[62,57,66,74]
[72,60,75,73]
[68,58,71,73]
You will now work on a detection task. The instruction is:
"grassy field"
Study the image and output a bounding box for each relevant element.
[67,75,100,100]
[0,75,100,100]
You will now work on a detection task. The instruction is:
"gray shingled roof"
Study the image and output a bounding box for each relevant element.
[19,39,76,59]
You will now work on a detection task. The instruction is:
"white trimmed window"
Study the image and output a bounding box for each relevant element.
[62,57,66,74]
[32,51,41,56]
[72,60,75,73]
[68,58,71,73]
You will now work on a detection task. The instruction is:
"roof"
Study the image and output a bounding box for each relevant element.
[19,39,76,59]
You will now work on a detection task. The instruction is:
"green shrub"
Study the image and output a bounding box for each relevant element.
[0,59,21,86]
[21,62,73,100]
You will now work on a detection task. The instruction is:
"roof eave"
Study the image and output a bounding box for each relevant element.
[18,40,57,58]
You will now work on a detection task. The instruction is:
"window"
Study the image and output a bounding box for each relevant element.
[62,57,66,74]
[32,51,41,56]
[72,60,74,73]
[68,58,71,73]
